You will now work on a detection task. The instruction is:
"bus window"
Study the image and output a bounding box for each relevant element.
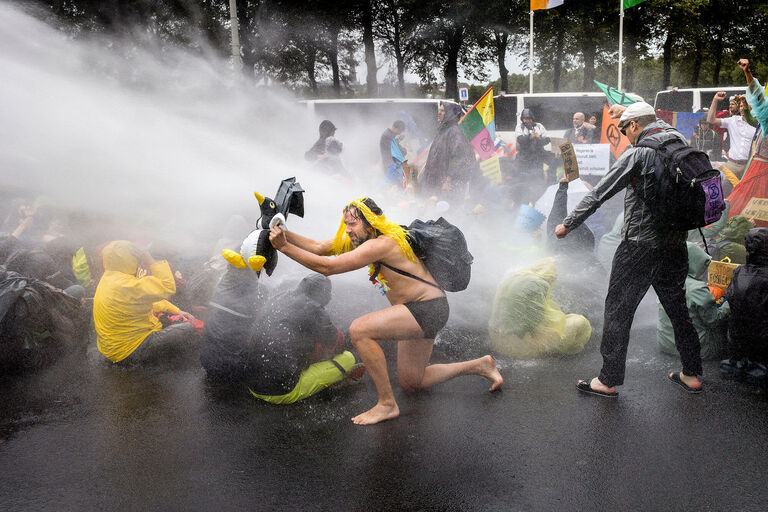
[701,89,747,113]
[654,91,693,112]
[494,96,518,131]
[521,96,608,132]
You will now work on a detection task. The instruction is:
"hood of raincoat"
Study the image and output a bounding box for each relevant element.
[102,241,139,275]
[745,227,768,266]
[687,242,711,278]
[439,102,463,129]
[319,120,336,138]
[719,215,755,243]
[523,257,558,286]
[297,273,332,307]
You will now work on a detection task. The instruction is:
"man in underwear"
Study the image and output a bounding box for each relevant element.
[268,197,503,425]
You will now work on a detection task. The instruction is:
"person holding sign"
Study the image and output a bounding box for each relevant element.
[555,102,703,397]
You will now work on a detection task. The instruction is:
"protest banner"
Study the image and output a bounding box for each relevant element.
[558,142,580,182]
[572,143,610,175]
[599,104,629,159]
[707,258,740,289]
[741,197,768,223]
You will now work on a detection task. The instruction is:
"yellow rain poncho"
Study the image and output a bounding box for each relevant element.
[93,241,180,362]
[489,258,591,358]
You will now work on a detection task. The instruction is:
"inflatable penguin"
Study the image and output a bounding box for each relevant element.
[222,177,304,275]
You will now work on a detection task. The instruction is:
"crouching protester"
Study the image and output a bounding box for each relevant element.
[94,241,198,365]
[489,258,592,359]
[555,102,704,397]
[720,228,768,387]
[246,273,360,404]
[199,265,263,381]
[657,243,730,360]
[268,197,502,425]
[0,265,85,373]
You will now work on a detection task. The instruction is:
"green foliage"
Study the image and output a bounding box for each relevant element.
[22,0,768,98]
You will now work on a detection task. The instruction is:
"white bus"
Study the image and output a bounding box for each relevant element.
[494,92,610,143]
[653,87,747,113]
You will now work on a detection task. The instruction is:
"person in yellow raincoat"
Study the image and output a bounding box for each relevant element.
[93,240,197,364]
[489,258,592,358]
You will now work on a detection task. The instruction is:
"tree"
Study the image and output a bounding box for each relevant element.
[373,0,428,97]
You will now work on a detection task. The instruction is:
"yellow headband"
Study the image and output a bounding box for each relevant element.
[331,198,417,262]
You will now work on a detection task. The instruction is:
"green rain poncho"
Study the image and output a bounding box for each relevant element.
[656,243,730,360]
[715,215,756,264]
[489,258,591,358]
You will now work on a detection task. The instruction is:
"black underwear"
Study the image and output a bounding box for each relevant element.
[403,297,450,339]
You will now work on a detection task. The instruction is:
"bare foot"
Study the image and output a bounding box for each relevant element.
[670,371,702,390]
[480,355,504,392]
[579,377,616,394]
[351,401,400,426]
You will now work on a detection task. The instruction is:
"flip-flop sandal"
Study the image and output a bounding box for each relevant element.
[576,379,618,398]
[668,372,702,394]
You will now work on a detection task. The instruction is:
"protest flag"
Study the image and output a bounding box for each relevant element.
[594,80,638,106]
[531,0,564,9]
[459,88,501,184]
[459,88,496,160]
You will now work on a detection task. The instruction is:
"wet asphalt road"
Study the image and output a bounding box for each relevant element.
[2,294,768,512]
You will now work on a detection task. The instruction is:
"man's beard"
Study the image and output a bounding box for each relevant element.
[349,231,371,247]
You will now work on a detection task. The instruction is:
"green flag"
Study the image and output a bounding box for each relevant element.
[623,0,648,7]
[593,80,639,106]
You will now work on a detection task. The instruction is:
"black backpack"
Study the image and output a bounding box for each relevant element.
[634,133,725,231]
[378,217,473,292]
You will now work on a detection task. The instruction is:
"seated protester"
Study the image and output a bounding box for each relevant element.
[546,177,595,254]
[305,120,336,162]
[0,265,85,373]
[3,237,80,291]
[724,228,768,364]
[708,215,755,264]
[657,243,730,360]
[184,215,250,315]
[247,273,358,404]
[489,258,592,359]
[93,241,198,364]
[199,266,265,382]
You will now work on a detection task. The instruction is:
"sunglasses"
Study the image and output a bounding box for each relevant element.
[619,120,633,136]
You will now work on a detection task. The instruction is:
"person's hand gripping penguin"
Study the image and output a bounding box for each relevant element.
[222,177,305,276]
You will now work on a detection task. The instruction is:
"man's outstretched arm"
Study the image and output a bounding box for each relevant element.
[284,231,333,256]
[271,226,388,276]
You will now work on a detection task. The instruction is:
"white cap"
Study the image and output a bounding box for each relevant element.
[619,101,656,123]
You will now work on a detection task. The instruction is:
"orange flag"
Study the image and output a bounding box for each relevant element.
[599,104,629,159]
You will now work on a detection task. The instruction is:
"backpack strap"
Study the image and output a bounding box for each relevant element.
[378,262,443,291]
[698,227,710,256]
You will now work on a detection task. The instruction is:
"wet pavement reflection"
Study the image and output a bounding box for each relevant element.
[2,296,768,511]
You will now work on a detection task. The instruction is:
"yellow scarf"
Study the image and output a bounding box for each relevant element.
[330,198,417,263]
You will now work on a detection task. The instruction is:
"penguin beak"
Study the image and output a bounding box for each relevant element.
[254,192,265,205]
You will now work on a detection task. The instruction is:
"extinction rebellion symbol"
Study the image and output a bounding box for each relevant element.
[480,136,493,153]
[606,124,621,148]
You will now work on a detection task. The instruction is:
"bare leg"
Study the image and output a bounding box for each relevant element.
[398,339,503,392]
[349,335,400,425]
[348,306,425,426]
